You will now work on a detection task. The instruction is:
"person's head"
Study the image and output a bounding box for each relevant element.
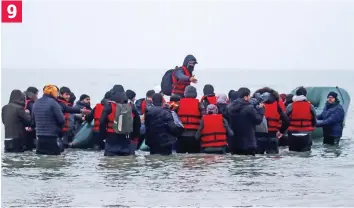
[206,104,218,114]
[184,85,198,98]
[126,89,136,102]
[228,90,235,100]
[43,84,58,98]
[111,91,128,104]
[229,91,240,102]
[111,85,125,93]
[79,94,90,104]
[170,94,181,102]
[238,87,251,101]
[146,90,155,101]
[327,91,338,104]
[152,93,163,106]
[59,86,71,101]
[183,55,198,72]
[203,84,214,96]
[295,86,307,96]
[9,89,25,105]
[253,87,279,102]
[26,86,39,101]
[216,93,228,104]
[285,94,294,107]
[104,91,112,100]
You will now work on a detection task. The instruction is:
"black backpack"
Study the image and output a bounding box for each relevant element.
[161,67,178,96]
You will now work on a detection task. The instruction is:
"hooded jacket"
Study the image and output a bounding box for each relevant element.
[32,94,65,137]
[2,90,32,139]
[227,98,265,150]
[173,55,197,83]
[317,101,345,137]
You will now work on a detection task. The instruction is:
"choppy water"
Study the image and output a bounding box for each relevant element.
[2,69,354,207]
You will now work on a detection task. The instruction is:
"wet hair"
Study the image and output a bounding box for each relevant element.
[238,87,251,98]
[60,86,71,95]
[26,86,39,94]
[296,86,307,96]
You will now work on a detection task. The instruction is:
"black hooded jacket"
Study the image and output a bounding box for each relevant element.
[227,98,264,150]
[173,55,197,82]
[2,90,32,139]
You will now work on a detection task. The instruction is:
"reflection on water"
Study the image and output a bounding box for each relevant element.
[2,140,354,207]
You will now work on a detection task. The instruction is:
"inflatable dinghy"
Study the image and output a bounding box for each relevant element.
[71,120,94,148]
[290,86,350,139]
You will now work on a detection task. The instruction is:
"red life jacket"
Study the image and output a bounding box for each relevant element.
[93,103,104,132]
[57,98,71,132]
[24,99,32,110]
[200,114,227,148]
[172,66,191,95]
[177,98,201,130]
[200,95,217,105]
[288,101,315,132]
[264,102,281,132]
[106,102,116,133]
[141,99,147,115]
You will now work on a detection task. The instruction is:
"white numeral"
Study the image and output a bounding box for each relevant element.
[7,4,17,19]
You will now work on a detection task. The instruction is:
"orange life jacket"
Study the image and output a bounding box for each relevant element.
[200,95,217,105]
[106,102,116,133]
[288,101,315,132]
[172,66,191,95]
[168,101,179,111]
[200,114,227,148]
[57,99,71,132]
[264,102,281,132]
[93,103,104,132]
[177,98,201,130]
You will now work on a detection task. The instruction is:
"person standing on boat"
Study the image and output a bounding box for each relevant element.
[316,92,345,145]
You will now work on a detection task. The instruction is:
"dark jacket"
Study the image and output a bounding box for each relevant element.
[57,97,81,114]
[195,116,234,140]
[72,101,92,134]
[286,95,317,133]
[25,99,35,113]
[32,94,65,137]
[145,106,179,148]
[227,99,265,150]
[217,103,228,120]
[317,101,345,137]
[2,90,31,139]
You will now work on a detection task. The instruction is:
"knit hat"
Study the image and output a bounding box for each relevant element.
[184,85,197,98]
[43,84,58,98]
[206,104,218,114]
[327,91,338,99]
[146,90,155,98]
[126,89,136,100]
[203,84,214,96]
[217,93,228,104]
[79,94,90,101]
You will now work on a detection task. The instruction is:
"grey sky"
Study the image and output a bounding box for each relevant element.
[2,0,354,70]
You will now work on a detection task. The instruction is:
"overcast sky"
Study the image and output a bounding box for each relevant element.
[2,0,354,70]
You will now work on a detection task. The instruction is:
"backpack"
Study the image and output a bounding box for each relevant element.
[113,103,134,134]
[161,67,178,96]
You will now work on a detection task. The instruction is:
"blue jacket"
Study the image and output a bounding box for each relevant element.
[145,106,179,148]
[317,101,345,137]
[32,94,65,137]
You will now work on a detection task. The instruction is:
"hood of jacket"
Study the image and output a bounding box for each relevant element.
[253,87,280,102]
[182,55,197,72]
[111,91,128,104]
[229,91,240,101]
[217,93,228,104]
[9,89,26,107]
[292,95,307,102]
[111,85,125,93]
[184,85,197,98]
[228,98,251,115]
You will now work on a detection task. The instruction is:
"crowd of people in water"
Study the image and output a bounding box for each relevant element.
[2,55,346,156]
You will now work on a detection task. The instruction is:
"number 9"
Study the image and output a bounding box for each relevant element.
[7,4,17,19]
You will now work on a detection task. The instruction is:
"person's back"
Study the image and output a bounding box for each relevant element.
[2,89,31,152]
[145,93,179,155]
[286,87,316,152]
[33,85,65,155]
[227,88,264,155]
[317,91,345,145]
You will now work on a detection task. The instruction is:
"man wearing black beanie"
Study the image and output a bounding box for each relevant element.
[286,87,317,152]
[317,91,345,145]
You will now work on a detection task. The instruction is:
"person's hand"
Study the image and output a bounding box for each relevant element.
[25,109,30,114]
[25,127,33,132]
[276,131,283,139]
[258,103,265,108]
[81,115,86,121]
[81,108,91,115]
[189,76,198,84]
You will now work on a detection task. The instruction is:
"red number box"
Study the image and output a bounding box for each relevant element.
[1,0,22,23]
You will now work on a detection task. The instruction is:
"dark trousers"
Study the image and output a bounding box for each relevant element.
[230,148,256,156]
[36,136,61,155]
[176,136,200,153]
[104,136,132,156]
[256,137,279,154]
[150,145,173,155]
[24,131,36,151]
[92,132,105,150]
[278,135,288,146]
[201,146,227,154]
[4,138,25,153]
[61,131,74,148]
[323,136,340,145]
[288,133,312,152]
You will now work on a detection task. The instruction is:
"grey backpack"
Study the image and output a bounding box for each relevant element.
[113,103,133,134]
